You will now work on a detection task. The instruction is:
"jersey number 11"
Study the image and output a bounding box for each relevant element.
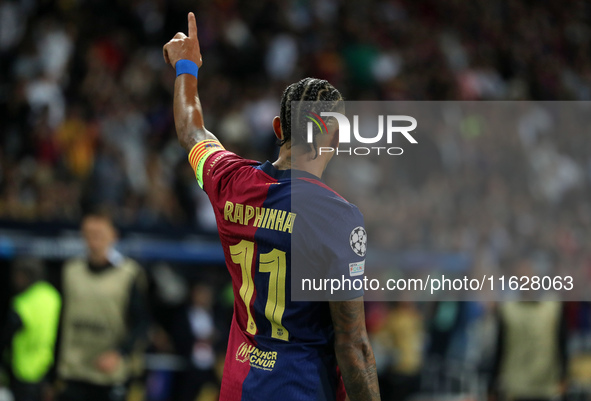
[230,240,289,341]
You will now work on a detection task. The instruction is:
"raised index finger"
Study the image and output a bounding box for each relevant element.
[188,12,197,38]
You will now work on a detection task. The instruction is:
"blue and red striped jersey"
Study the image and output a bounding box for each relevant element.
[188,140,366,401]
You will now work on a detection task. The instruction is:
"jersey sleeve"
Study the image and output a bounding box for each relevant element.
[320,205,367,300]
[187,139,226,189]
[292,182,368,301]
[187,139,260,203]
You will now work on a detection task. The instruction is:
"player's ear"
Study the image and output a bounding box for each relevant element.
[272,116,283,140]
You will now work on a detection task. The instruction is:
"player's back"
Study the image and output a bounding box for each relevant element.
[197,147,364,401]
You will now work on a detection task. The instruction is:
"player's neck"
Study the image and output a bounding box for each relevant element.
[273,148,326,179]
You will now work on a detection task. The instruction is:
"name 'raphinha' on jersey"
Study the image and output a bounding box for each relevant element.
[223,200,296,233]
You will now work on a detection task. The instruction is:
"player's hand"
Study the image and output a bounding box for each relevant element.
[95,350,123,374]
[163,12,202,69]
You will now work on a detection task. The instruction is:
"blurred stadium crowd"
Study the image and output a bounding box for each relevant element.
[1,0,591,400]
[2,0,591,226]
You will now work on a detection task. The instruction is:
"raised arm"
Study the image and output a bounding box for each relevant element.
[163,12,218,152]
[329,297,381,401]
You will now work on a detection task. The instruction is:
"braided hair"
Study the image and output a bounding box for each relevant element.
[279,78,343,158]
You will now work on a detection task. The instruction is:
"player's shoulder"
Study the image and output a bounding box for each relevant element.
[202,150,262,192]
[204,150,261,179]
[292,173,362,217]
[207,150,259,170]
[253,162,363,224]
[290,174,364,239]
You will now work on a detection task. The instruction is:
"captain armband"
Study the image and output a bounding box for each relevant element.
[188,140,225,188]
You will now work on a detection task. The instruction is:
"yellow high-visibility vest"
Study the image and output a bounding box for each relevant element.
[11,281,61,382]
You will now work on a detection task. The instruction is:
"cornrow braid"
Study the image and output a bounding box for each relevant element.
[279,77,343,158]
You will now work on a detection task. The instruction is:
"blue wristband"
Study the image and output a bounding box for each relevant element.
[175,59,198,79]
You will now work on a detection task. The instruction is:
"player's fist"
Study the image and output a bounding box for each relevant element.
[163,12,202,69]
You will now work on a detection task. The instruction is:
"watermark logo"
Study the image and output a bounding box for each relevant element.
[305,111,328,137]
[305,111,418,156]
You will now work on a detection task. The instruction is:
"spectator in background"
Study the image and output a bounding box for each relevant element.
[374,302,423,401]
[0,258,61,401]
[170,283,219,401]
[490,295,568,401]
[55,213,149,401]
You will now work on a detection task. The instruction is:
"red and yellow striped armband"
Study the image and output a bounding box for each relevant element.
[188,139,225,189]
